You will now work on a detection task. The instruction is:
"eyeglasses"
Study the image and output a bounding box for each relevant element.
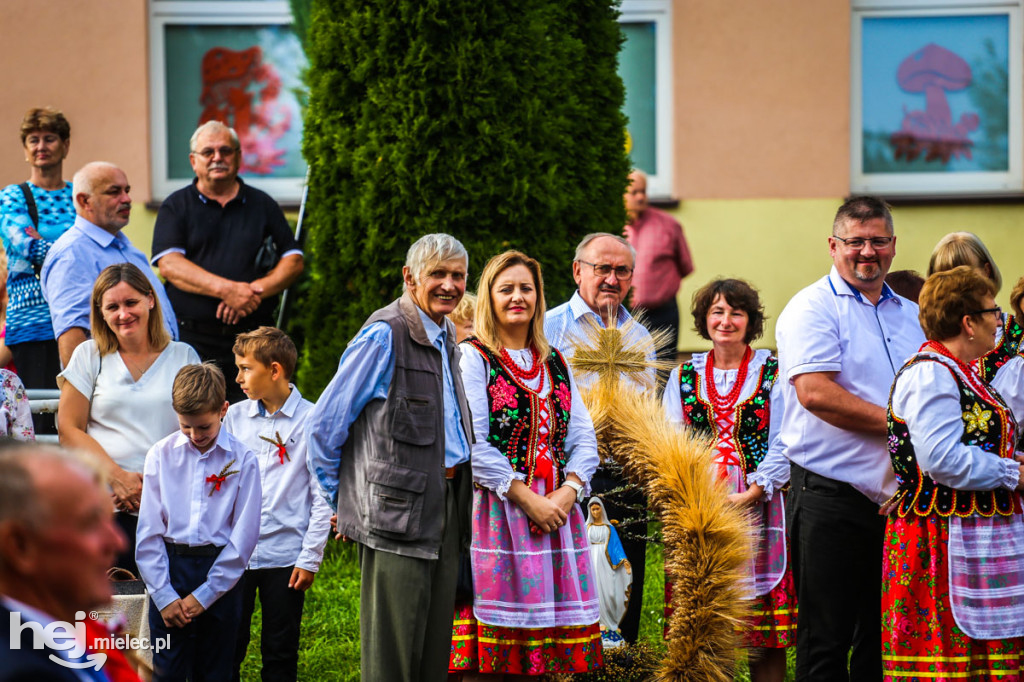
[194,146,238,160]
[968,306,1002,318]
[832,236,894,250]
[578,260,633,280]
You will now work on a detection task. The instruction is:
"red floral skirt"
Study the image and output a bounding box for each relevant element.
[882,513,1024,680]
[448,603,603,675]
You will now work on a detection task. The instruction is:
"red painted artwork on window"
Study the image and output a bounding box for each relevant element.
[889,43,980,164]
[198,46,291,175]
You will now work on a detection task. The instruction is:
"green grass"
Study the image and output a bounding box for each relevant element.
[239,537,795,680]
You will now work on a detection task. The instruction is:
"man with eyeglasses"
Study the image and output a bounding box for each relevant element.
[545,232,656,645]
[623,169,694,363]
[775,196,924,681]
[152,121,303,401]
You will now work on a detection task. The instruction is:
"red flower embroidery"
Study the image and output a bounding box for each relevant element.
[554,383,571,411]
[489,376,517,412]
[755,406,769,430]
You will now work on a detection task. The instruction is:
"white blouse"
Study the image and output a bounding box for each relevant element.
[58,340,201,473]
[892,352,1019,491]
[662,349,790,498]
[459,344,600,499]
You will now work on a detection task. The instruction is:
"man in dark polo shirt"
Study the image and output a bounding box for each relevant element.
[152,121,303,401]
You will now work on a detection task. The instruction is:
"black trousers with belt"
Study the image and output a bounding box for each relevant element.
[787,463,887,682]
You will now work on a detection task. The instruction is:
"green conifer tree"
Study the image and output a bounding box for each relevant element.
[298,0,629,396]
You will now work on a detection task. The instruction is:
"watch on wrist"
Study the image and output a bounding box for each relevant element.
[562,480,584,503]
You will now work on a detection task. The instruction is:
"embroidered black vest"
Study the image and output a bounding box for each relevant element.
[888,353,1017,518]
[678,354,779,476]
[979,313,1024,382]
[468,340,572,487]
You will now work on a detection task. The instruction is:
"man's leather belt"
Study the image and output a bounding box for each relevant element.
[164,540,224,557]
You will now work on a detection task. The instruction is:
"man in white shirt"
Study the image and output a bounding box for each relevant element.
[0,446,126,680]
[776,196,924,681]
[544,232,655,644]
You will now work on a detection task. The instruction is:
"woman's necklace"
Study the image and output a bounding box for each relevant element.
[500,346,542,381]
[705,345,752,410]
[120,348,158,380]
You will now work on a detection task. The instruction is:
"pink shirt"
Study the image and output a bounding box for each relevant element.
[625,207,693,308]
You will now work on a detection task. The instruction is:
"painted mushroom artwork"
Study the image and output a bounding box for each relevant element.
[889,43,980,164]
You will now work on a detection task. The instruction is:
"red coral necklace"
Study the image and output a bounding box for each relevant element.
[500,346,542,381]
[705,346,752,410]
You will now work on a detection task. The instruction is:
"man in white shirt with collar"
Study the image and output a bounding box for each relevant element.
[776,196,924,681]
[544,232,655,645]
[0,446,126,681]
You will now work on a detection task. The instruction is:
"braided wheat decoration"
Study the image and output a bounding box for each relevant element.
[566,316,752,681]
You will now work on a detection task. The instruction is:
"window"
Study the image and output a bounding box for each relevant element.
[619,0,673,198]
[149,1,307,201]
[851,0,1022,196]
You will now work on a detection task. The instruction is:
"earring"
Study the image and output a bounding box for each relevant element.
[969,335,974,340]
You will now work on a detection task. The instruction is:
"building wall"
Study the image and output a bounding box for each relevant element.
[0,0,155,247]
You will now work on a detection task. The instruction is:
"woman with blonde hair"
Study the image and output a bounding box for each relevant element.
[928,231,1018,381]
[58,263,199,570]
[448,251,602,678]
[882,266,1024,680]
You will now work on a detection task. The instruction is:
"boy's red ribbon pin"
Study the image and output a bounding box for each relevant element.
[259,431,290,464]
[207,458,240,496]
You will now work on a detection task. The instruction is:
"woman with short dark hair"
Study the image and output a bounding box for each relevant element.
[662,277,793,682]
[882,265,1024,680]
[0,107,75,398]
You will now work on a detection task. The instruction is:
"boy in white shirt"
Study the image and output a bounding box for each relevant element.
[136,362,262,682]
[224,327,332,682]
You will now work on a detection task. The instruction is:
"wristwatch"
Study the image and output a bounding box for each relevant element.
[562,480,585,504]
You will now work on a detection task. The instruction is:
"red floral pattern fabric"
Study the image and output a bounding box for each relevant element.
[882,513,1024,680]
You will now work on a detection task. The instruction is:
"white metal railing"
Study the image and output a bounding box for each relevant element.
[27,388,60,444]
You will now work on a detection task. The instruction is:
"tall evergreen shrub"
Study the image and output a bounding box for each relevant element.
[298,0,630,396]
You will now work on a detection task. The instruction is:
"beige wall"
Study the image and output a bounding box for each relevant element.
[0,0,153,238]
[673,1,852,199]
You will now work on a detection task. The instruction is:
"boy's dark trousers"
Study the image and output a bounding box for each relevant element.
[232,566,306,682]
[149,546,244,682]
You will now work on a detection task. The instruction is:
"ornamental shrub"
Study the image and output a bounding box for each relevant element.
[297,0,630,397]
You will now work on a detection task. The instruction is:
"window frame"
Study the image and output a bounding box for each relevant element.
[850,0,1022,197]
[620,0,674,199]
[148,1,306,202]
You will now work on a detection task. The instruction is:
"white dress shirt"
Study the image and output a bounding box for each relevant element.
[892,352,1019,491]
[459,344,600,499]
[662,349,790,499]
[223,386,332,572]
[990,355,1024,422]
[136,428,261,611]
[776,266,925,503]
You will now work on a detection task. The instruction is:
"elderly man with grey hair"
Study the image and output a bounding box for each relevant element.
[151,120,303,402]
[308,233,473,682]
[0,445,126,678]
[41,161,178,366]
[544,231,656,645]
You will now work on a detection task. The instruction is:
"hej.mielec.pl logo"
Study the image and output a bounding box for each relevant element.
[9,609,170,670]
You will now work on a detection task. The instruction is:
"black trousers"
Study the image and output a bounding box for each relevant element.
[590,466,648,644]
[787,464,886,682]
[232,567,306,682]
[149,551,245,682]
[113,512,138,574]
[9,339,60,434]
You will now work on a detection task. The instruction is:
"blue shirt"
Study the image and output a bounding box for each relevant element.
[308,310,471,510]
[545,290,658,391]
[40,215,178,342]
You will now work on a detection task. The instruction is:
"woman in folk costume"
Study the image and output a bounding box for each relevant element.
[928,231,1022,381]
[448,250,602,679]
[883,267,1024,680]
[662,278,794,682]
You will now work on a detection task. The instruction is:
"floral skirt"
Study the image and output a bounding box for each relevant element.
[448,485,602,675]
[882,513,1024,680]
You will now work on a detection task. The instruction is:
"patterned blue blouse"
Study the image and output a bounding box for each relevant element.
[0,181,74,344]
